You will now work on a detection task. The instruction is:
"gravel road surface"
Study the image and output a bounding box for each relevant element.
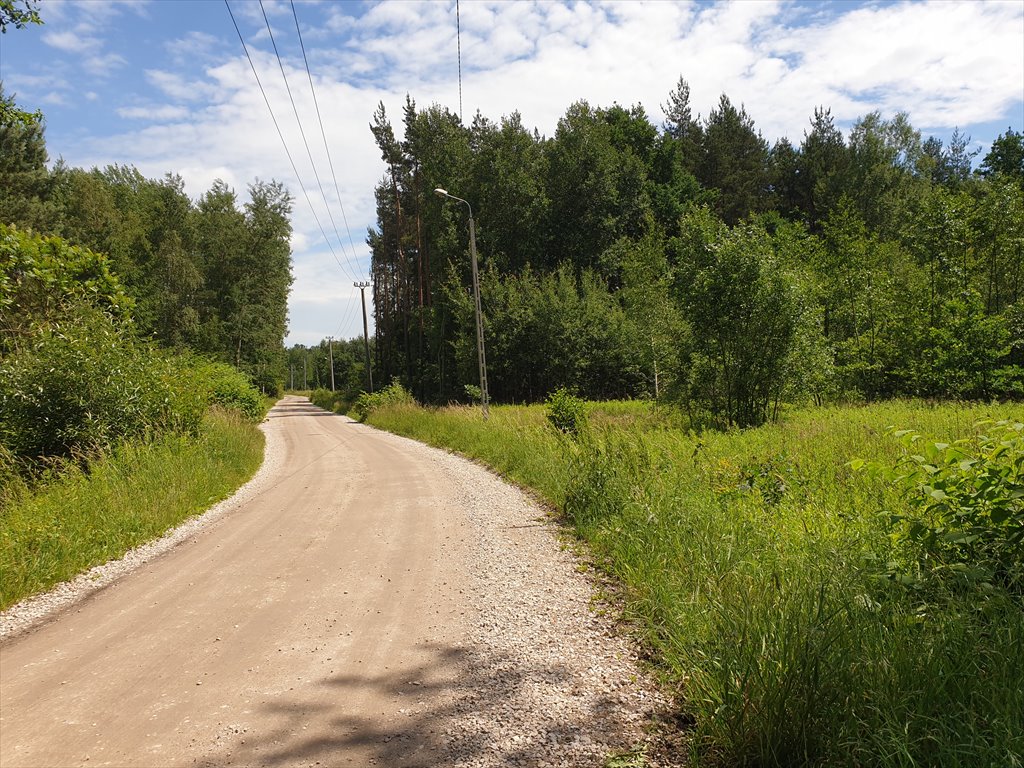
[0,396,667,767]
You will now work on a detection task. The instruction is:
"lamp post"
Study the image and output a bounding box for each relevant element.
[434,187,489,420]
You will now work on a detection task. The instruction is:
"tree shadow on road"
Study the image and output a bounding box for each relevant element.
[192,639,651,767]
[266,402,340,419]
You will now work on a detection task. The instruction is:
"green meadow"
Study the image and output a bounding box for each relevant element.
[367,399,1024,767]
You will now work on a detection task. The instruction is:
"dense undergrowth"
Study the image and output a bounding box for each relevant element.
[0,407,264,611]
[1,226,271,610]
[365,398,1023,767]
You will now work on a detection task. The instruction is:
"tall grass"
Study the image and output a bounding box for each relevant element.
[0,408,264,610]
[367,400,1024,766]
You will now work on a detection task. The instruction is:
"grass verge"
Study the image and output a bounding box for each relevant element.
[0,407,264,611]
[366,400,1024,767]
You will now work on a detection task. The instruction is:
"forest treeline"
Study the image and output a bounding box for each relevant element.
[367,78,1023,425]
[2,84,291,496]
[0,85,294,393]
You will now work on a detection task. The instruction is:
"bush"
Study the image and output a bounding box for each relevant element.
[309,388,342,412]
[545,387,588,437]
[351,380,415,421]
[0,224,134,353]
[859,419,1024,592]
[202,362,264,422]
[0,305,180,463]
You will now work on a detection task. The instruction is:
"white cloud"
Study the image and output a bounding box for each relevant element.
[83,52,128,75]
[38,2,143,78]
[165,31,221,65]
[116,104,191,120]
[145,69,221,102]
[7,72,70,91]
[42,30,99,54]
[38,91,69,106]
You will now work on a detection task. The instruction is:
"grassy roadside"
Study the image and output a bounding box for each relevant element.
[0,407,264,611]
[366,400,1024,767]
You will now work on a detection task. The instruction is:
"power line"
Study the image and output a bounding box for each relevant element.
[290,0,366,282]
[332,286,359,339]
[223,0,357,282]
[259,0,361,282]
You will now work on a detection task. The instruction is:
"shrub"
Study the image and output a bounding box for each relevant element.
[351,380,415,421]
[202,362,264,422]
[310,388,341,412]
[545,387,588,437]
[0,305,179,463]
[858,420,1024,593]
[0,224,133,353]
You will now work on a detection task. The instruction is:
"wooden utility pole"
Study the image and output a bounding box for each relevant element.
[328,336,335,392]
[354,281,374,392]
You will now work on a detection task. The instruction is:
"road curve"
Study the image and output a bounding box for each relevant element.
[0,396,663,767]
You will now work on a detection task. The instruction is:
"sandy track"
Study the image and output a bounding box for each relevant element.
[0,397,665,767]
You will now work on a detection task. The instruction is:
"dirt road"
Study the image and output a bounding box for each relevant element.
[0,397,661,767]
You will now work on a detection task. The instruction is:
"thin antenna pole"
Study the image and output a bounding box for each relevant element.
[456,0,463,123]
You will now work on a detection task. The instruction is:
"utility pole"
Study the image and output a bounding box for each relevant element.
[327,336,335,392]
[290,365,294,391]
[434,188,489,420]
[303,352,307,390]
[354,281,373,392]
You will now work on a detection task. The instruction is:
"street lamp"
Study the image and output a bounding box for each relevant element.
[434,187,489,420]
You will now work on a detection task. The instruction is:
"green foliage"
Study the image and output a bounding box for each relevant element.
[979,127,1024,185]
[366,399,1024,767]
[308,387,355,415]
[309,388,337,411]
[906,291,1011,398]
[859,420,1024,591]
[370,88,1022,411]
[0,305,184,463]
[544,387,587,437]
[463,383,482,403]
[479,264,647,402]
[47,164,292,392]
[0,0,41,33]
[200,360,265,422]
[672,209,802,426]
[1,408,263,610]
[0,223,133,349]
[0,85,59,232]
[698,94,770,224]
[351,380,416,421]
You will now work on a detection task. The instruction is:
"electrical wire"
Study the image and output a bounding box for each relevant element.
[290,0,366,283]
[258,0,361,283]
[224,0,356,283]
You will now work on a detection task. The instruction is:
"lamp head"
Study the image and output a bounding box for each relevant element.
[434,188,448,197]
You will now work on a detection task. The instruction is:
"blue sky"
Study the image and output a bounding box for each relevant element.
[2,0,1022,345]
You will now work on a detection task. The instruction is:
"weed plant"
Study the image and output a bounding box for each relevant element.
[367,399,1024,767]
[0,408,263,610]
